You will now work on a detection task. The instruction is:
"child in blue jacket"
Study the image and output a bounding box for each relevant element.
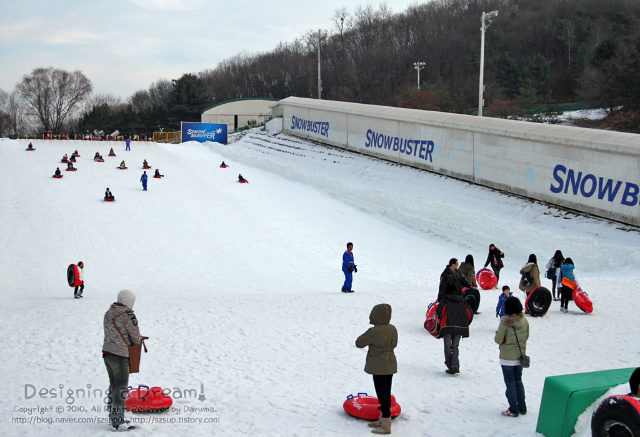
[496,285,513,318]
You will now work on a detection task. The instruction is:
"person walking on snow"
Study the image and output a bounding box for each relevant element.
[356,303,397,435]
[519,254,541,295]
[341,242,356,292]
[484,244,505,287]
[140,171,148,191]
[436,258,472,374]
[459,254,478,288]
[74,261,84,298]
[545,250,564,300]
[558,257,579,313]
[494,296,529,417]
[125,138,130,151]
[102,290,141,431]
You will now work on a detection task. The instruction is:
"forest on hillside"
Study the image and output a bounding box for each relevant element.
[2,0,639,136]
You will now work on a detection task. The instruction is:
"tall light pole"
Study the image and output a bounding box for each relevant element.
[317,31,326,100]
[478,10,498,116]
[414,62,425,90]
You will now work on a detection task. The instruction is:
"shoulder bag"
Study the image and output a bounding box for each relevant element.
[512,326,530,368]
[113,318,148,373]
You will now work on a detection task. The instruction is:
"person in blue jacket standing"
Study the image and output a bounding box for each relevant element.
[496,285,513,318]
[140,171,148,191]
[125,138,131,151]
[342,242,357,293]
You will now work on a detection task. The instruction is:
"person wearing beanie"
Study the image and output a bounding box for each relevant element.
[494,296,529,417]
[629,368,640,398]
[436,258,472,374]
[356,303,398,435]
[341,242,357,293]
[519,254,541,295]
[102,290,141,431]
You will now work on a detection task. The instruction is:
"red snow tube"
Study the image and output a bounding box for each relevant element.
[109,153,116,156]
[591,395,640,437]
[424,301,441,338]
[153,175,162,178]
[238,180,248,183]
[343,393,401,420]
[525,286,552,317]
[26,148,35,151]
[125,386,173,413]
[52,175,63,178]
[476,268,497,290]
[143,166,151,169]
[573,288,593,313]
[67,264,81,287]
[104,198,115,202]
[94,158,104,162]
[61,158,68,163]
[220,164,228,168]
[117,166,127,170]
[65,168,77,171]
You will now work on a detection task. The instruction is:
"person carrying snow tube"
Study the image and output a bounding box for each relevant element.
[103,290,142,432]
[591,367,640,437]
[558,257,578,313]
[67,261,84,298]
[518,254,541,295]
[341,242,356,292]
[437,258,472,375]
[355,303,398,435]
[483,244,504,288]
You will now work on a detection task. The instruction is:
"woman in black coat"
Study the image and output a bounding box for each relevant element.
[484,244,505,286]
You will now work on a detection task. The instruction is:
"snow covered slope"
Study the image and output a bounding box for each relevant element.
[1,132,638,437]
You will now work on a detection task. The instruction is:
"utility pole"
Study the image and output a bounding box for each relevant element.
[414,62,425,90]
[478,10,498,117]
[317,30,326,100]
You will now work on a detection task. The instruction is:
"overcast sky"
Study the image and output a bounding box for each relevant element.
[0,0,422,100]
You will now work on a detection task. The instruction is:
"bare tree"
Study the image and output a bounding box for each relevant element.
[17,67,92,133]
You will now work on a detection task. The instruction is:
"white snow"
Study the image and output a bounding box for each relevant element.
[1,130,639,437]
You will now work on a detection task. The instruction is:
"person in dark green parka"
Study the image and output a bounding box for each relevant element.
[356,303,398,435]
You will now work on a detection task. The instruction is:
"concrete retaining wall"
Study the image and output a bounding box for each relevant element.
[272,97,640,227]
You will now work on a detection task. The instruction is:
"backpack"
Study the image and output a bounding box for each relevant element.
[521,271,533,287]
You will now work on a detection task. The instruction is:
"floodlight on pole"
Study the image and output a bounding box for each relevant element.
[478,10,498,117]
[414,62,425,90]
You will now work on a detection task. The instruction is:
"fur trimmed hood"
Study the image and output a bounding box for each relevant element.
[500,312,524,326]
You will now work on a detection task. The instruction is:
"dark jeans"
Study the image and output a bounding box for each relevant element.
[104,355,130,427]
[551,278,557,297]
[491,265,502,281]
[442,334,461,370]
[560,285,572,309]
[74,283,84,296]
[501,365,526,415]
[372,374,393,418]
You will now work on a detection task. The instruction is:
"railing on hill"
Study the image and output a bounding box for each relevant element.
[153,132,182,143]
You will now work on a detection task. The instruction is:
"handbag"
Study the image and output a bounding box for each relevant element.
[113,319,148,374]
[512,326,530,368]
[545,267,556,280]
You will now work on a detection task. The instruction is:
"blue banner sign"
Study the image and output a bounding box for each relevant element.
[181,122,227,144]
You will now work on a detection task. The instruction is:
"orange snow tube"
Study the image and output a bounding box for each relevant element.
[343,393,401,420]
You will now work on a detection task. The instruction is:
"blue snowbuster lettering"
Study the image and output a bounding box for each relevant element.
[549,164,639,206]
[364,129,434,162]
[290,116,329,137]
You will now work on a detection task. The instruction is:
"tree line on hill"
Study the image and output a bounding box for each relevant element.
[1,0,639,137]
